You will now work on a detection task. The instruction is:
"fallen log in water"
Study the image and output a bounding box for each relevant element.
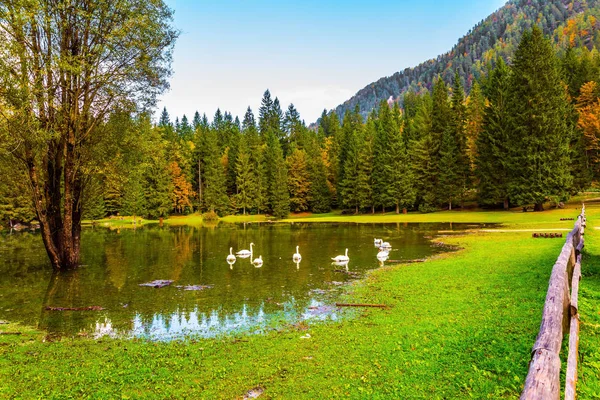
[45,306,105,311]
[335,303,388,308]
[175,285,213,291]
[0,332,22,335]
[139,280,174,288]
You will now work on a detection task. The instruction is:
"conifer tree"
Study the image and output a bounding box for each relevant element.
[159,107,171,128]
[242,107,267,213]
[507,27,572,210]
[285,104,304,149]
[122,167,147,218]
[438,130,460,210]
[466,81,485,170]
[324,111,342,206]
[287,147,311,212]
[179,115,193,140]
[388,104,416,213]
[356,113,376,213]
[306,138,331,213]
[340,113,363,214]
[417,77,449,208]
[412,132,438,212]
[372,101,395,211]
[144,160,172,219]
[235,135,255,215]
[270,140,290,219]
[476,57,512,208]
[443,70,470,208]
[258,90,274,136]
[193,111,202,131]
[202,127,228,213]
[254,145,270,214]
[339,107,363,212]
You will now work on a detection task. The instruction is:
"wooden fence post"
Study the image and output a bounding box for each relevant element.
[521,207,585,400]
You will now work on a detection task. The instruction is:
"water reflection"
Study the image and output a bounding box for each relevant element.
[92,298,339,341]
[0,222,488,340]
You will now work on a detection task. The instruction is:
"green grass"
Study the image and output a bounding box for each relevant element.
[577,202,600,398]
[2,203,592,398]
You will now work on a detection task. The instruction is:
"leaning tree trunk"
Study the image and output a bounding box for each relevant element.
[395,203,400,214]
[28,150,83,271]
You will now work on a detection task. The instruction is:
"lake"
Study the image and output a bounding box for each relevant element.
[0,222,484,340]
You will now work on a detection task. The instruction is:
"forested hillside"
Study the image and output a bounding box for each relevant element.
[333,0,600,120]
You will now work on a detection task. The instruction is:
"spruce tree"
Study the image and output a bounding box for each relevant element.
[507,27,572,210]
[443,70,470,208]
[373,100,395,211]
[287,147,311,212]
[235,135,255,215]
[476,57,512,209]
[324,111,342,207]
[438,129,460,210]
[242,107,267,213]
[356,113,376,213]
[122,167,147,218]
[466,81,485,170]
[202,127,228,213]
[271,140,290,219]
[389,104,416,213]
[340,111,363,213]
[306,137,331,213]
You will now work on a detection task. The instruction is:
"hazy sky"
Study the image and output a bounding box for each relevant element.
[158,0,508,124]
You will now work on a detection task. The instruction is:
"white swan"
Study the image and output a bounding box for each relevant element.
[253,255,263,267]
[381,241,392,249]
[331,248,349,262]
[237,243,254,257]
[374,238,383,246]
[293,245,302,261]
[226,247,236,263]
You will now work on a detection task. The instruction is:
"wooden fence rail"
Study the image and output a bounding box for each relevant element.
[520,205,586,400]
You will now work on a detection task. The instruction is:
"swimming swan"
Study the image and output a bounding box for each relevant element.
[331,248,349,262]
[293,246,302,261]
[226,247,236,263]
[237,243,254,257]
[253,255,263,267]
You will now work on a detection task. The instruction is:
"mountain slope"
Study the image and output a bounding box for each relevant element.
[333,0,600,120]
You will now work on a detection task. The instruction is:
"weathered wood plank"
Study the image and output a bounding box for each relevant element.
[565,315,580,400]
[521,207,585,400]
[521,238,573,400]
[570,258,581,318]
[521,350,561,400]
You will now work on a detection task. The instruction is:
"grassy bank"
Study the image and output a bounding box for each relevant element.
[577,202,600,398]
[2,205,592,398]
[85,201,587,229]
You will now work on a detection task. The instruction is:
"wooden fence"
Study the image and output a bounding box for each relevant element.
[520,205,586,400]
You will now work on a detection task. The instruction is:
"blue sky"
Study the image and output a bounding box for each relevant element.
[158,0,508,124]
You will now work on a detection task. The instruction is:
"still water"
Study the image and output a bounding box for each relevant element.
[0,222,481,340]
